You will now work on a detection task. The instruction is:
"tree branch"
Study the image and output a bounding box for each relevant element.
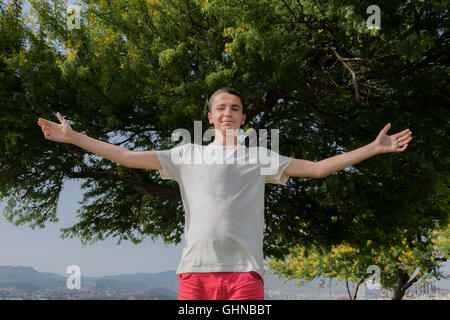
[324,46,362,102]
[403,267,422,291]
[352,279,364,300]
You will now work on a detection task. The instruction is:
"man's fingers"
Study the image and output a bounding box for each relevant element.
[37,118,57,140]
[56,112,64,123]
[38,118,56,126]
[398,134,412,143]
[42,127,50,138]
[393,128,412,138]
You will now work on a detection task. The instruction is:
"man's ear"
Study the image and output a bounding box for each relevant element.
[208,112,212,124]
[241,114,246,126]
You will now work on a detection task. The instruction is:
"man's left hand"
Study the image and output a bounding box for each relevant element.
[372,123,413,154]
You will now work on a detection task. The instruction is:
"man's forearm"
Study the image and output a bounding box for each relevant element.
[316,141,379,177]
[69,131,131,166]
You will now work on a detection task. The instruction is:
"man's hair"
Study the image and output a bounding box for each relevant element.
[207,87,245,114]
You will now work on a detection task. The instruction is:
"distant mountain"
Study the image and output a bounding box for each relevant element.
[88,270,177,288]
[0,265,351,299]
[0,266,179,299]
[0,266,65,289]
[2,265,447,300]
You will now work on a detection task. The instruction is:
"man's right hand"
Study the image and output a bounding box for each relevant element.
[37,112,74,144]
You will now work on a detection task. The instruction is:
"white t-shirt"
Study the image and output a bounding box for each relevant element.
[155,142,294,280]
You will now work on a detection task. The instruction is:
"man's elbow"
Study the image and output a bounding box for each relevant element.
[285,159,327,179]
[317,171,328,179]
[314,163,328,179]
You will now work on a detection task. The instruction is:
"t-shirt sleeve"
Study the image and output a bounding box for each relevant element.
[155,143,190,181]
[260,147,295,185]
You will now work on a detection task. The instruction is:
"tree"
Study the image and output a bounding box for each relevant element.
[268,222,449,300]
[1,0,448,279]
[268,241,373,300]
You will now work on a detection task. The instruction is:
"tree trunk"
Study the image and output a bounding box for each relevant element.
[345,281,352,300]
[346,279,364,300]
[391,270,412,300]
[353,279,364,300]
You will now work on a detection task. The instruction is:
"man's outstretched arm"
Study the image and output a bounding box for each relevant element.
[284,123,413,179]
[37,112,162,170]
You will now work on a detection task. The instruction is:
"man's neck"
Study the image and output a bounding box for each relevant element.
[212,138,238,146]
[212,129,239,146]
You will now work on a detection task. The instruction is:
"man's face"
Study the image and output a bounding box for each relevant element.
[208,92,246,135]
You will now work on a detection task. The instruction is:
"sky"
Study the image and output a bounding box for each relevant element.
[0,179,185,277]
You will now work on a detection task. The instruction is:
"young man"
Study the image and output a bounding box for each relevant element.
[37,87,412,300]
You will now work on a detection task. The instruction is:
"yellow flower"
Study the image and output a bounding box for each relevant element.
[224,43,232,54]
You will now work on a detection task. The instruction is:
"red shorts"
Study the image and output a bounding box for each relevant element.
[178,271,264,300]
